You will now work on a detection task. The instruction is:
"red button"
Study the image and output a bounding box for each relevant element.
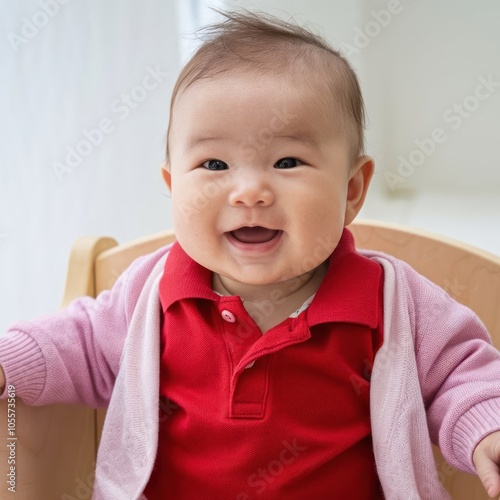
[221,310,236,323]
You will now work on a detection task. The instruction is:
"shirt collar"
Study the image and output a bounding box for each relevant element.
[306,228,382,329]
[159,228,381,328]
[158,241,219,309]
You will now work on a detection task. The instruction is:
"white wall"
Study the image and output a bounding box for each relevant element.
[357,0,500,253]
[359,0,500,192]
[0,0,180,331]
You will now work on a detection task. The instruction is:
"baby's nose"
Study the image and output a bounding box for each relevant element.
[228,176,275,207]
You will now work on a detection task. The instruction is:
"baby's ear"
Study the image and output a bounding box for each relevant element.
[161,161,172,191]
[344,155,374,226]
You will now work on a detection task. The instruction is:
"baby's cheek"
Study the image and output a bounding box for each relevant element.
[172,195,202,227]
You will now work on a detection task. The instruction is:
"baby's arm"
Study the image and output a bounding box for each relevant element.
[0,293,126,407]
[473,431,500,498]
[0,250,158,407]
[401,261,500,488]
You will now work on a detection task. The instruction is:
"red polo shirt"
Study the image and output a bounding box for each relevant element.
[144,229,384,499]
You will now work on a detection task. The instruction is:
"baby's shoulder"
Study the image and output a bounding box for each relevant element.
[126,242,173,278]
[107,242,173,309]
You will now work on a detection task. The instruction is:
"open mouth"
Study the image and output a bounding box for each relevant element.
[226,226,283,252]
[230,226,280,244]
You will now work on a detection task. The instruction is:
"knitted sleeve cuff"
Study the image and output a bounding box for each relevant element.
[0,331,46,404]
[452,398,500,473]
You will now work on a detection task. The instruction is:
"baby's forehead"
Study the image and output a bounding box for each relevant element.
[177,63,345,117]
[175,68,344,129]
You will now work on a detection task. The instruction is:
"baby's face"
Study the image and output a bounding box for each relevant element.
[166,71,371,287]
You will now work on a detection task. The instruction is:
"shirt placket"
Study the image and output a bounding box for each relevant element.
[216,297,312,419]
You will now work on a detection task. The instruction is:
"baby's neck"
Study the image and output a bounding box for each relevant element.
[212,262,328,333]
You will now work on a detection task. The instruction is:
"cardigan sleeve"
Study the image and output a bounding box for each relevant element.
[401,261,500,474]
[0,247,167,408]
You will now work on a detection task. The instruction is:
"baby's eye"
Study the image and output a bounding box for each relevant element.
[202,159,228,171]
[274,157,301,169]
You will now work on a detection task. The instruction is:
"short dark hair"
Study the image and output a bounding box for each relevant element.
[166,9,366,162]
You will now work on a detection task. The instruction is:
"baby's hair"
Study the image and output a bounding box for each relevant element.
[166,9,366,163]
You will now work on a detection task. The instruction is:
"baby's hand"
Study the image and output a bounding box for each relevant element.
[473,431,500,498]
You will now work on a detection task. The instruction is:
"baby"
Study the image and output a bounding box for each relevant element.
[1,9,500,500]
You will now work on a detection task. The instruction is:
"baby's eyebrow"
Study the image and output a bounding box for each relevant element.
[186,136,228,150]
[185,132,320,151]
[275,133,320,148]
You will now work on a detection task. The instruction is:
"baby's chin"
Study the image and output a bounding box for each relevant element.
[213,269,312,290]
[215,273,283,287]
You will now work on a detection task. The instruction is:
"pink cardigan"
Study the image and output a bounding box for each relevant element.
[1,244,500,499]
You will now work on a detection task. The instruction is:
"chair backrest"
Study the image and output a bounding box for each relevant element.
[3,220,498,499]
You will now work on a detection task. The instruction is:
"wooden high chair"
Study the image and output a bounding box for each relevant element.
[0,220,498,499]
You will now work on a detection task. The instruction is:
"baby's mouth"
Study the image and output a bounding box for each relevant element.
[229,226,280,244]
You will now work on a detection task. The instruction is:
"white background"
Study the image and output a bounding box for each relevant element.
[1,0,499,332]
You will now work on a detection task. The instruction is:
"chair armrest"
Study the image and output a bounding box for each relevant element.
[61,237,117,308]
